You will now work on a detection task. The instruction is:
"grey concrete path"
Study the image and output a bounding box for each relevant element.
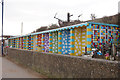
[0,56,2,79]
[0,46,46,78]
[2,57,46,78]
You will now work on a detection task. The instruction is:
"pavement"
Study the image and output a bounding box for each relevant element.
[0,55,2,79]
[0,46,46,78]
[2,57,47,78]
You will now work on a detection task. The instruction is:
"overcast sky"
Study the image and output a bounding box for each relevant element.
[0,0,119,37]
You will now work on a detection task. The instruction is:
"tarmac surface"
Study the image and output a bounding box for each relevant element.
[0,46,46,78]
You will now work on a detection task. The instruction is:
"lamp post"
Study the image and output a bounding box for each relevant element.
[1,0,4,56]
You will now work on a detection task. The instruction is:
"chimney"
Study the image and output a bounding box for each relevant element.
[67,13,70,22]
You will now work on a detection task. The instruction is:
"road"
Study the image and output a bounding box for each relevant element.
[0,46,46,78]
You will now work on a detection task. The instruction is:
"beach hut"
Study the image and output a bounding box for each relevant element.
[8,22,120,56]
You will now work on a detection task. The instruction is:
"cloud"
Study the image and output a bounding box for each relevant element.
[0,0,119,36]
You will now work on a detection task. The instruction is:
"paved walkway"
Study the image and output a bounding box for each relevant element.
[0,56,2,79]
[0,46,46,78]
[2,57,46,78]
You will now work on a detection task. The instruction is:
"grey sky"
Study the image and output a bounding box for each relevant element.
[118,1,120,13]
[0,0,119,36]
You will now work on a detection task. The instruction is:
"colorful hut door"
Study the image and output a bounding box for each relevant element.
[33,35,36,51]
[21,37,24,49]
[19,38,20,48]
[113,27,119,43]
[52,32,58,53]
[20,37,24,49]
[93,25,107,48]
[93,25,100,47]
[23,37,26,49]
[61,30,70,54]
[44,33,49,52]
[36,34,42,51]
[28,36,31,50]
[100,29,106,45]
[108,26,112,43]
[38,34,42,46]
[13,39,15,48]
[81,27,86,54]
[17,38,19,48]
[75,27,86,56]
